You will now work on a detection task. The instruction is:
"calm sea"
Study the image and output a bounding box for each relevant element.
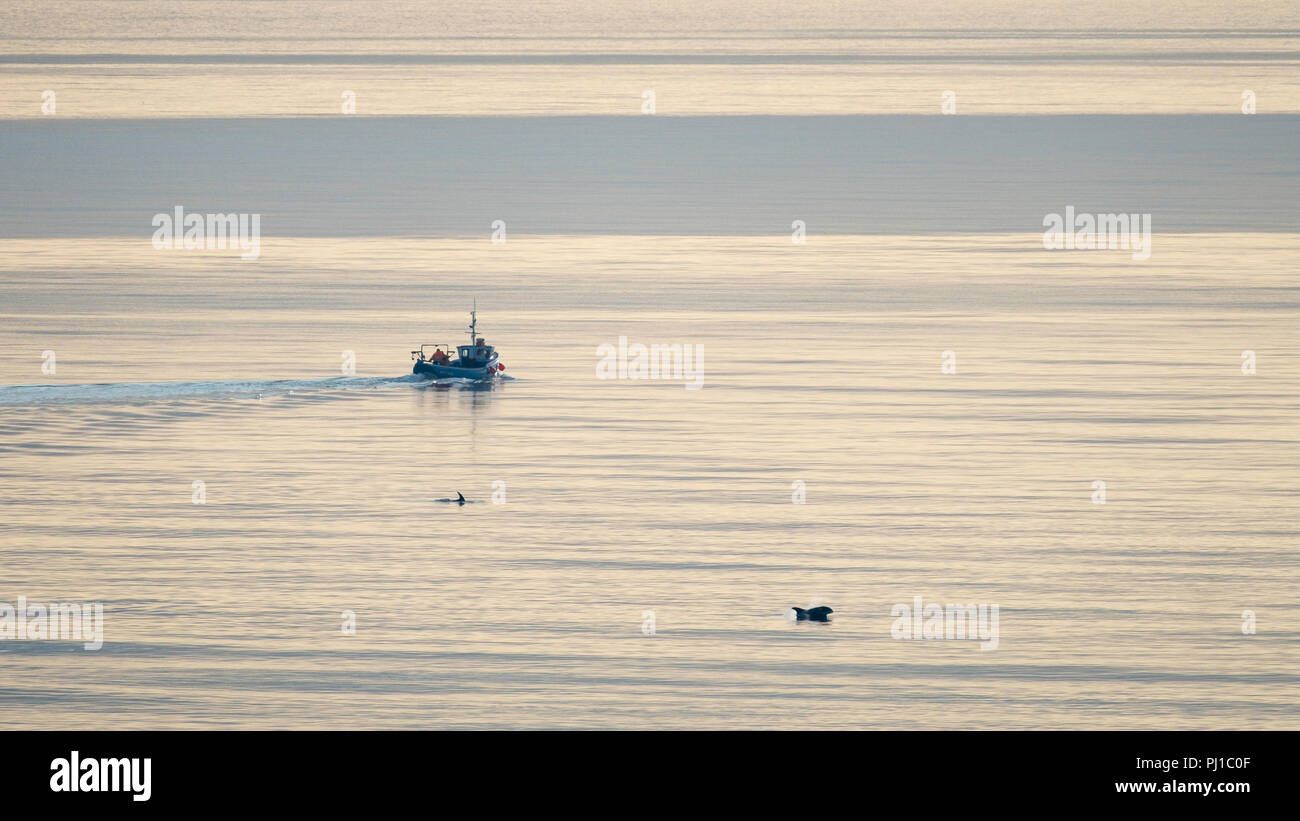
[1,0,1297,729]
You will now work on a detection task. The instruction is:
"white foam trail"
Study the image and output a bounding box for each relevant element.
[0,375,423,406]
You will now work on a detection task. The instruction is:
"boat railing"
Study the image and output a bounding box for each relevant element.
[411,343,450,362]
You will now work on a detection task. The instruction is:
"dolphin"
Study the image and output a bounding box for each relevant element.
[791,606,833,622]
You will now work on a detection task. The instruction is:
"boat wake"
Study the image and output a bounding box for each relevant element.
[0,374,428,406]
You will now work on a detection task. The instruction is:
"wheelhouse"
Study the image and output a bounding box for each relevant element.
[457,338,495,366]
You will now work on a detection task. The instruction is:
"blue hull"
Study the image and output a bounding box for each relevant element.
[413,360,497,380]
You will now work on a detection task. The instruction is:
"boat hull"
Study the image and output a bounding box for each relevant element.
[413,359,498,380]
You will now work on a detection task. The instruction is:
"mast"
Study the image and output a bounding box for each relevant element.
[467,299,477,345]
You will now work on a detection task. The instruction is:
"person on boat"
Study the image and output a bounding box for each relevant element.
[432,348,449,364]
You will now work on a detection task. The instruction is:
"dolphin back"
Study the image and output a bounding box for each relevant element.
[791,606,833,621]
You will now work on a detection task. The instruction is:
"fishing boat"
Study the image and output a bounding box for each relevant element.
[411,305,504,380]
